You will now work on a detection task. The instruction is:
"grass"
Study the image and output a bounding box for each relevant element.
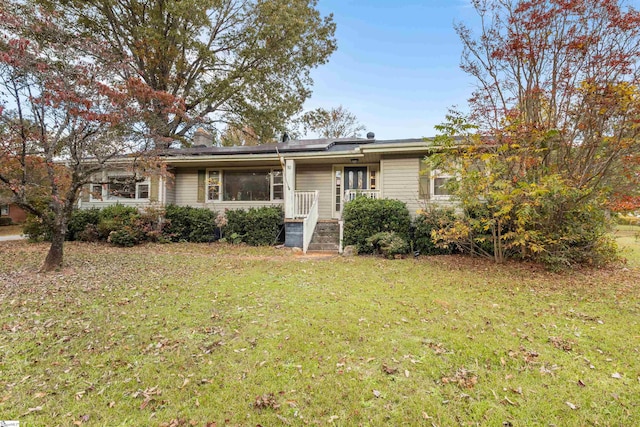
[615,224,640,268]
[0,241,638,426]
[0,224,23,236]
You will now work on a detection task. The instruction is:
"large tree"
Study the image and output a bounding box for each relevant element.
[300,105,366,138]
[44,0,337,147]
[431,0,640,267]
[0,2,179,271]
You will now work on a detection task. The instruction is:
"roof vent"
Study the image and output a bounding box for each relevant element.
[366,131,375,140]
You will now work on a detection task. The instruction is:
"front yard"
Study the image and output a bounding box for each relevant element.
[0,241,638,426]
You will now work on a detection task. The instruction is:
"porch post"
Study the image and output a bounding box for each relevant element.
[284,158,296,219]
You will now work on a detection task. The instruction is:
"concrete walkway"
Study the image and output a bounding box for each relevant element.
[0,234,26,242]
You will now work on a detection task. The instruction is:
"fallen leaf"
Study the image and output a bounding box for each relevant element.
[577,379,585,387]
[566,401,577,410]
[404,370,410,378]
[612,372,622,379]
[373,389,382,398]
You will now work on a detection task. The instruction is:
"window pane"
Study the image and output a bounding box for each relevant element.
[434,177,451,196]
[208,171,220,201]
[223,171,270,201]
[137,184,149,199]
[108,178,135,199]
[91,185,103,200]
[0,205,8,216]
[272,170,283,200]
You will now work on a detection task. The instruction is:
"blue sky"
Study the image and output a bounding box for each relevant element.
[303,0,479,140]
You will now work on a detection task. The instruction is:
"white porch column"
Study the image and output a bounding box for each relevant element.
[284,158,296,219]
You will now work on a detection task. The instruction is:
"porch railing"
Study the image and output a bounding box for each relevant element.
[302,191,319,253]
[294,190,317,218]
[342,189,381,213]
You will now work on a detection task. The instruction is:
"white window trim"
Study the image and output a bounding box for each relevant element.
[206,168,284,203]
[206,170,221,202]
[89,178,150,202]
[430,169,454,201]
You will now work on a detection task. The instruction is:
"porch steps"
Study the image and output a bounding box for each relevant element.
[307,221,340,252]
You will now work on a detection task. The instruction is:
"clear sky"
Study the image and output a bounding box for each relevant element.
[302,0,480,140]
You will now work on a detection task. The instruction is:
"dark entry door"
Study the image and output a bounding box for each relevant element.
[344,167,367,191]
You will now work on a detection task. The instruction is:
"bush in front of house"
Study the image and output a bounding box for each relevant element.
[0,217,13,226]
[224,206,284,246]
[162,204,218,242]
[412,207,458,255]
[342,197,411,254]
[366,231,409,258]
[67,208,101,241]
[96,204,140,240]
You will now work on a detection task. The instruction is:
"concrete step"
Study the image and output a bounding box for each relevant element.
[307,242,340,251]
[310,235,339,244]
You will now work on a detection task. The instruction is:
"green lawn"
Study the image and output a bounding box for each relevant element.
[0,241,638,426]
[615,224,640,267]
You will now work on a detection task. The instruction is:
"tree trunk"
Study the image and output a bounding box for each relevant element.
[41,227,65,272]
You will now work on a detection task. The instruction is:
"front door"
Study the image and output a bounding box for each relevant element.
[333,166,368,218]
[344,167,368,193]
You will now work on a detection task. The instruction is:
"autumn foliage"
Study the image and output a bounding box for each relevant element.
[0,2,181,271]
[431,0,640,268]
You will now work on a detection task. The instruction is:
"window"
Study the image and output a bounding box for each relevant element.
[430,170,453,199]
[0,204,8,216]
[207,171,221,201]
[207,169,283,202]
[420,161,453,200]
[91,176,150,201]
[271,170,284,200]
[90,184,103,201]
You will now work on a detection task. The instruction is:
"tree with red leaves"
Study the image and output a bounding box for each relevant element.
[0,2,182,271]
[432,0,640,267]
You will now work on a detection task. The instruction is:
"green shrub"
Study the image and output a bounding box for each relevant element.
[224,206,284,246]
[0,217,12,226]
[107,226,142,247]
[413,208,458,255]
[366,232,409,258]
[96,204,139,240]
[163,205,217,242]
[23,214,54,242]
[342,197,411,254]
[77,224,100,242]
[66,208,101,241]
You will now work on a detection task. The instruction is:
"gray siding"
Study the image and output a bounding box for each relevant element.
[381,157,422,217]
[174,167,283,212]
[296,165,333,219]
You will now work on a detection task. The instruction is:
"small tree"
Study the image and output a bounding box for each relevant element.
[0,2,181,271]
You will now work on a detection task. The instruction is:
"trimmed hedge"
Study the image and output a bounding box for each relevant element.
[163,205,217,242]
[0,217,12,226]
[342,197,411,254]
[224,206,284,246]
[67,208,101,241]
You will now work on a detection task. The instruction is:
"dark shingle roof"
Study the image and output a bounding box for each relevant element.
[161,137,430,157]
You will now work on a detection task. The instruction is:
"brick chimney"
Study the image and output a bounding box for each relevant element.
[193,128,213,147]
